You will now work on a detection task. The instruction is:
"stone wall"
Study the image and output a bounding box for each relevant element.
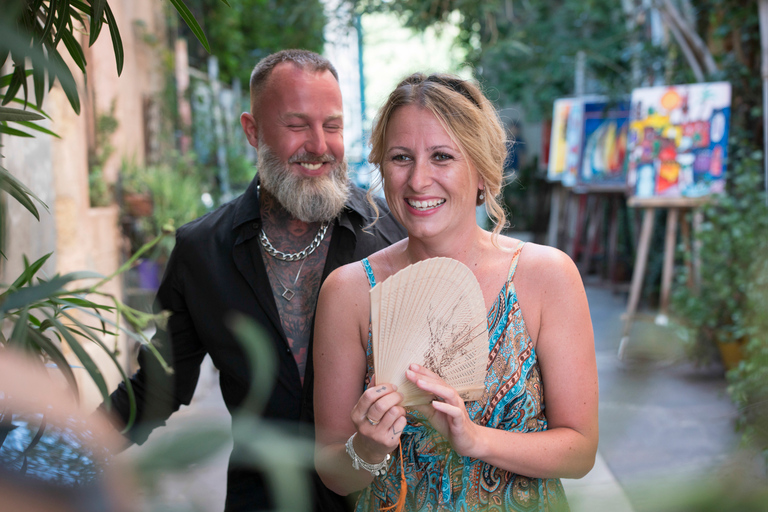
[1,0,168,411]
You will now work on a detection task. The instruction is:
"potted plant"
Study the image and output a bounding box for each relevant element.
[120,153,211,282]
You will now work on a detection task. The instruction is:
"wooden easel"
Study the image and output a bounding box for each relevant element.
[547,183,630,287]
[546,184,584,255]
[571,184,628,284]
[618,196,708,359]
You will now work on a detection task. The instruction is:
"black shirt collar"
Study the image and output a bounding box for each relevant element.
[231,174,375,234]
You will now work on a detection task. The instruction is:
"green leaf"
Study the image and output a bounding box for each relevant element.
[0,72,32,90]
[0,124,34,137]
[14,120,60,138]
[19,414,47,457]
[0,165,47,220]
[58,269,105,282]
[48,314,110,402]
[168,0,210,53]
[2,65,27,107]
[103,3,123,75]
[0,271,102,313]
[6,253,52,290]
[52,0,72,48]
[9,307,31,348]
[40,0,58,43]
[60,28,86,74]
[53,296,115,311]
[47,44,80,114]
[68,0,89,13]
[32,60,45,109]
[61,309,136,415]
[9,98,52,119]
[219,0,231,5]
[0,278,65,312]
[133,422,231,474]
[89,0,106,47]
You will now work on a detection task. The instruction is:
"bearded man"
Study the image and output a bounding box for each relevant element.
[101,50,405,511]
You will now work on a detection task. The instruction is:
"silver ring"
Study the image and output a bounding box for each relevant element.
[365,414,380,426]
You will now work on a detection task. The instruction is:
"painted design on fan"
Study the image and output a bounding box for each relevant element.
[423,298,487,398]
[370,257,489,406]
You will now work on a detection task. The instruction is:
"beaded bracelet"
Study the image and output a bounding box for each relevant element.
[345,433,391,477]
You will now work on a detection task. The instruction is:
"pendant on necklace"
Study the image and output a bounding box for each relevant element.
[273,256,307,301]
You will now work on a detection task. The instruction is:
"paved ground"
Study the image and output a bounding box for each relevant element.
[119,283,747,512]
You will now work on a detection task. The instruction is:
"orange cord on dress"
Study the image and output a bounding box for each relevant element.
[381,439,406,512]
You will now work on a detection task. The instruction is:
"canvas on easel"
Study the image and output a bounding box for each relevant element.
[578,98,631,189]
[619,82,732,359]
[626,82,732,199]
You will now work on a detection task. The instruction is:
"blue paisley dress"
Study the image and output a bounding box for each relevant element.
[356,241,569,512]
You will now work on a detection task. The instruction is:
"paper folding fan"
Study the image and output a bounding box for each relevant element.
[370,257,489,406]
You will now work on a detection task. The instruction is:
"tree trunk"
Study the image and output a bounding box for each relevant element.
[653,0,718,80]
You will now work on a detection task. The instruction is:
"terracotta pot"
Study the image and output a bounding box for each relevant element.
[716,337,747,371]
[123,193,153,217]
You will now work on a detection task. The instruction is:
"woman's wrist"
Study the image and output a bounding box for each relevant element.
[345,433,391,476]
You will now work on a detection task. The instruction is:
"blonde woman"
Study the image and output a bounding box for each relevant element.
[313,73,598,511]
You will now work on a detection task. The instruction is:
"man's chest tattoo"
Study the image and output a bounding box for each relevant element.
[261,225,333,380]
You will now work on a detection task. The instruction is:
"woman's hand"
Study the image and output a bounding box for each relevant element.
[349,380,407,464]
[406,364,480,457]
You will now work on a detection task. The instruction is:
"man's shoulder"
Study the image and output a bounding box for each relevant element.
[175,193,244,244]
[345,185,405,239]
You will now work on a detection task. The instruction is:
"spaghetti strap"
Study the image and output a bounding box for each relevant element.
[507,240,526,281]
[361,258,376,288]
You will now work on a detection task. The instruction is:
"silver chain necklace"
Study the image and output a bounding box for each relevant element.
[259,222,329,262]
[257,184,330,262]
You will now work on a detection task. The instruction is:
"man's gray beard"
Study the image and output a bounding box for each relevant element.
[257,139,350,223]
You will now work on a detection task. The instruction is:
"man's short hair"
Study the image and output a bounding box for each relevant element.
[249,49,339,112]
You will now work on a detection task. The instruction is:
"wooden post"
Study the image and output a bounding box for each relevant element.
[621,206,655,340]
[659,207,679,318]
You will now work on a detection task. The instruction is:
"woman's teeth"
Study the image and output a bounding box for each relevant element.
[407,198,445,211]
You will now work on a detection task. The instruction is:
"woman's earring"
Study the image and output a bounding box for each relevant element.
[477,189,485,205]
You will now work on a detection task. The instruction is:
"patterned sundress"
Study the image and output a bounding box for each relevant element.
[356,241,569,511]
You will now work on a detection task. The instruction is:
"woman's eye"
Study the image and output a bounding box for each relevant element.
[434,153,453,161]
[392,154,411,162]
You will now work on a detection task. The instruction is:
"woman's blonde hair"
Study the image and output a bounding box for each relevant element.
[367,72,509,236]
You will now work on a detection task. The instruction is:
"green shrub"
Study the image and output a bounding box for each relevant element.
[672,144,768,460]
[672,147,768,364]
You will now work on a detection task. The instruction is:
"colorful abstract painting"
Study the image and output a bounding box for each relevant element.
[547,98,583,186]
[578,99,631,187]
[626,82,731,198]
